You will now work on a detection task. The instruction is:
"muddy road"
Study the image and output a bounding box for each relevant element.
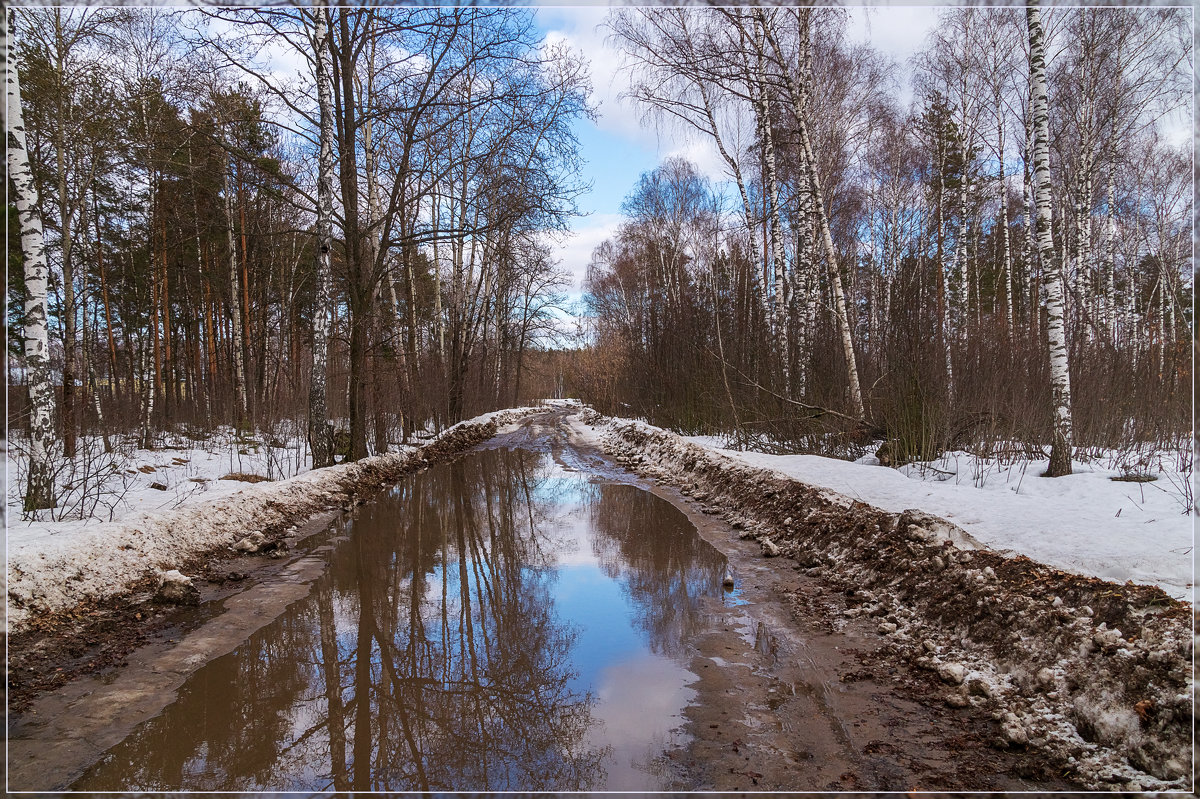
[8,410,1086,791]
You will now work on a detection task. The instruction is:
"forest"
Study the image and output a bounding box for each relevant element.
[8,7,590,514]
[581,7,1192,473]
[6,5,1193,514]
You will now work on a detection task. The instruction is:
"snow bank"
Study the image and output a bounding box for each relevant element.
[678,443,1194,602]
[6,407,542,633]
[572,412,1192,599]
[7,434,320,561]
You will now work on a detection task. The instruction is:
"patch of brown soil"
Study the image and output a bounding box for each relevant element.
[218,472,272,483]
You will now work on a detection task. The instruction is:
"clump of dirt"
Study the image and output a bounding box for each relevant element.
[598,417,1194,792]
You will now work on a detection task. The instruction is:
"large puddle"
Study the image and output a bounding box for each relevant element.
[72,447,730,791]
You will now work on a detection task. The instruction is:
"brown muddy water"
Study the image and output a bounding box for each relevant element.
[70,447,731,792]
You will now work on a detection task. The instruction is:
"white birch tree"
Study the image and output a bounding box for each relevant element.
[307,4,335,468]
[756,9,865,420]
[6,9,59,511]
[1027,0,1073,477]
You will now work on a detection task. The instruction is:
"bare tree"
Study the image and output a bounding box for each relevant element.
[753,9,865,420]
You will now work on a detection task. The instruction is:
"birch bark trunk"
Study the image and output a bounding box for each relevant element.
[748,42,789,385]
[223,148,249,429]
[49,12,79,459]
[1102,177,1117,344]
[308,5,335,468]
[953,27,974,351]
[7,10,59,511]
[996,100,1014,339]
[1027,0,1074,477]
[1022,103,1039,334]
[757,10,865,420]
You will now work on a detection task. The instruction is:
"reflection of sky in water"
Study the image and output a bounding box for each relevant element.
[525,470,707,790]
[557,562,644,684]
[592,653,695,790]
[73,449,722,792]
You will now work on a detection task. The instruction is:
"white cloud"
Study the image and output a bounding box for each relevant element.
[550,212,625,297]
[847,7,938,67]
[663,137,727,184]
[541,8,692,157]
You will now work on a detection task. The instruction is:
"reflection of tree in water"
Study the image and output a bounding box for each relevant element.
[587,483,727,659]
[74,449,606,792]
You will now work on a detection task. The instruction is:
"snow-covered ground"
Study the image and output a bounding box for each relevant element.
[705,444,1193,601]
[4,416,475,556]
[5,407,543,631]
[6,429,322,555]
[672,434,1193,602]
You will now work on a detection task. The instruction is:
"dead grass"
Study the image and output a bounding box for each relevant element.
[218,472,272,484]
[1109,474,1157,483]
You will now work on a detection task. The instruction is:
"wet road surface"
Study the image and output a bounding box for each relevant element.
[9,411,1074,791]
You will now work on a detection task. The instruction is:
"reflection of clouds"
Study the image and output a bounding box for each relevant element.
[590,653,696,791]
[554,543,602,568]
[74,449,718,792]
[545,502,601,568]
[587,484,727,659]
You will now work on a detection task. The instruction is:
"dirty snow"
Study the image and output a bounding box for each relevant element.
[576,410,1194,791]
[564,411,1193,602]
[5,407,543,632]
[693,445,1194,602]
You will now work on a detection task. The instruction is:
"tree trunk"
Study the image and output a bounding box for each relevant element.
[1102,177,1117,344]
[335,8,368,462]
[758,10,865,420]
[997,98,1013,338]
[95,195,119,404]
[1027,0,1074,477]
[935,120,955,393]
[308,6,335,468]
[223,147,249,429]
[752,62,789,387]
[54,39,78,460]
[7,11,58,511]
[237,172,254,425]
